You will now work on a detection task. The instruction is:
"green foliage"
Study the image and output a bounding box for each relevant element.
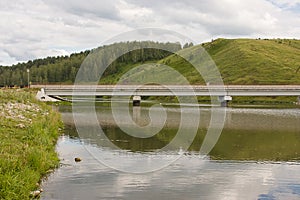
[76,41,181,84]
[0,41,181,86]
[0,52,89,86]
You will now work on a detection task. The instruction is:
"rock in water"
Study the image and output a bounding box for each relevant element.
[30,189,43,198]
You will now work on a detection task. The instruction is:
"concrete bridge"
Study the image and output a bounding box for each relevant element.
[32,85,300,106]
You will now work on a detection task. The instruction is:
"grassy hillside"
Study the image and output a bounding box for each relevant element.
[203,38,300,84]
[99,38,300,85]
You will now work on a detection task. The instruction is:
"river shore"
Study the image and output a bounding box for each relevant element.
[0,89,62,199]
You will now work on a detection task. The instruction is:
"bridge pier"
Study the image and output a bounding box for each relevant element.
[133,106,141,123]
[133,96,141,106]
[297,96,300,105]
[218,96,232,107]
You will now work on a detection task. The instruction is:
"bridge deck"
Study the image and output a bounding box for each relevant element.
[32,85,300,97]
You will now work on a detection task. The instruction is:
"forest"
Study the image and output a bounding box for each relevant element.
[0,41,183,87]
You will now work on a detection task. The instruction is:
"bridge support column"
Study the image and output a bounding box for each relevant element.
[218,96,232,107]
[297,96,300,105]
[133,106,141,122]
[133,96,141,106]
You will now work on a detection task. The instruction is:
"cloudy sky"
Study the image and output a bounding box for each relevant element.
[0,0,300,65]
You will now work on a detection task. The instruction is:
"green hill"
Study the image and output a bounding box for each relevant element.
[203,38,300,84]
[160,38,300,84]
[97,38,300,85]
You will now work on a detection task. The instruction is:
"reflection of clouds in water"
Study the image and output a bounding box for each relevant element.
[42,136,300,199]
[211,162,300,200]
[93,153,300,200]
[109,157,299,200]
[257,165,300,200]
[258,184,300,200]
[213,162,274,200]
[112,173,153,197]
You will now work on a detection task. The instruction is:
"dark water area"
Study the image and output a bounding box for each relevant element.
[42,104,300,200]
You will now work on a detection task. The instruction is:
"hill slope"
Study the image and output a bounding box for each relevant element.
[98,38,300,85]
[203,38,300,84]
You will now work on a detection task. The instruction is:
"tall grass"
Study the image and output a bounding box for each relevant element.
[0,89,62,199]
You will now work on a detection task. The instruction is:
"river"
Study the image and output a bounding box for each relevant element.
[41,103,300,200]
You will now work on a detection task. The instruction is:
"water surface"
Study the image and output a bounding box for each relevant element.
[42,104,300,200]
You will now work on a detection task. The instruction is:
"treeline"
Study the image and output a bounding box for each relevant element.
[0,51,88,86]
[0,41,182,86]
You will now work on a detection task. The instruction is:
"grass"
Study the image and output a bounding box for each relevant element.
[99,38,300,85]
[0,89,62,199]
[202,38,300,84]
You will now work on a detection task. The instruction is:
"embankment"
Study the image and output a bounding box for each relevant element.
[0,89,62,199]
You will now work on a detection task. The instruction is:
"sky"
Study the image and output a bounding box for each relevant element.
[0,0,300,66]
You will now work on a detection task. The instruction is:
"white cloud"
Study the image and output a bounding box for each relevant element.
[269,0,300,8]
[0,0,299,65]
[42,0,121,20]
[124,0,298,38]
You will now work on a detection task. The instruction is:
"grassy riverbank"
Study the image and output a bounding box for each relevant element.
[0,89,62,199]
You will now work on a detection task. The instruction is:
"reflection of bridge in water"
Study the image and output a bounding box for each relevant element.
[61,106,300,132]
[33,85,300,106]
[60,106,300,159]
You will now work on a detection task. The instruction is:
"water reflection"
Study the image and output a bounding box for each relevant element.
[41,105,300,200]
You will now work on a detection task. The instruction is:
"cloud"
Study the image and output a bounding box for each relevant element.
[42,0,121,21]
[0,0,129,64]
[0,0,299,65]
[124,0,298,38]
[268,0,300,8]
